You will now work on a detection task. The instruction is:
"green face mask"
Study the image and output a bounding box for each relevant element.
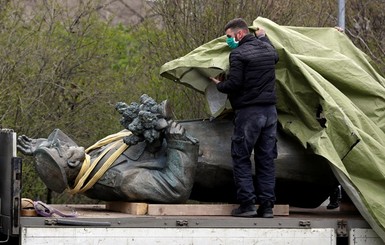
[226,37,239,49]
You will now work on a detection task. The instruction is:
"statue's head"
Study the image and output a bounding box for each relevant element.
[34,129,85,193]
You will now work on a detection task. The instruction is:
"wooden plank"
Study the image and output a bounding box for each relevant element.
[147,204,289,216]
[106,202,148,215]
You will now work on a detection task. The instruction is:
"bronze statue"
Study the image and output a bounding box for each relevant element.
[17,95,199,203]
[17,94,338,207]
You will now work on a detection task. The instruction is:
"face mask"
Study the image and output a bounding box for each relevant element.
[226,37,239,49]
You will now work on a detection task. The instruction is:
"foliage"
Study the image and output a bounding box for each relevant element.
[345,0,385,72]
[0,0,143,203]
[145,0,384,75]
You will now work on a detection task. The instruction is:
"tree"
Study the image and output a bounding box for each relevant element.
[2,0,384,203]
[345,0,385,73]
[0,0,149,203]
[143,0,385,78]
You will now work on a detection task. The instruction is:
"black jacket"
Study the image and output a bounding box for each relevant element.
[217,34,279,110]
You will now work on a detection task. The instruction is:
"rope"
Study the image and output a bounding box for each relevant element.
[67,131,132,194]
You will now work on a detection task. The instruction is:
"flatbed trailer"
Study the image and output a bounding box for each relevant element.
[15,204,384,245]
[1,127,384,245]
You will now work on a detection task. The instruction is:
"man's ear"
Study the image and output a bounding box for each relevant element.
[241,29,249,38]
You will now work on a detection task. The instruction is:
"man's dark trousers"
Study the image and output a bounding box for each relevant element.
[231,105,277,205]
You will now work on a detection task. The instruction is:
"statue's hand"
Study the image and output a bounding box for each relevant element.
[17,135,46,156]
[166,121,186,141]
[166,121,199,144]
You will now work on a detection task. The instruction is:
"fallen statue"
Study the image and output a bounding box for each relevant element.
[17,94,199,203]
[17,94,338,207]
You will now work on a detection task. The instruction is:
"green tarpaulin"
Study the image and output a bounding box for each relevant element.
[160,17,385,241]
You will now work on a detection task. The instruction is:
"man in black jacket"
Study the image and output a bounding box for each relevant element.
[211,18,279,218]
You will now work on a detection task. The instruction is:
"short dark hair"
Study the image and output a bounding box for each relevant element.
[224,18,249,32]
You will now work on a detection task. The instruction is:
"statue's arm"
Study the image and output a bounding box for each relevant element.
[158,138,199,202]
[17,135,48,156]
[122,122,199,203]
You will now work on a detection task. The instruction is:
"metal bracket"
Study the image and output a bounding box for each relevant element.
[45,219,57,226]
[176,220,189,227]
[337,219,348,237]
[299,220,311,228]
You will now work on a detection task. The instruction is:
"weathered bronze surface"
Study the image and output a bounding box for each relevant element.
[16,95,336,207]
[17,95,199,203]
[181,119,337,207]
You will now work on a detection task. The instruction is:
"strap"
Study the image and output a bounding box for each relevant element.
[33,201,77,217]
[68,130,132,194]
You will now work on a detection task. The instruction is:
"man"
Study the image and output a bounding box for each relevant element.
[211,18,279,218]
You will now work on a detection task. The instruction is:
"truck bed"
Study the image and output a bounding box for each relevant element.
[20,204,364,228]
[19,203,384,245]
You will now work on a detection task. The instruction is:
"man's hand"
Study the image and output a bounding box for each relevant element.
[255,27,266,38]
[210,72,225,84]
[210,77,221,84]
[334,26,344,32]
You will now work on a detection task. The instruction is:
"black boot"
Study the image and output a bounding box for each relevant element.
[327,186,342,210]
[257,201,274,218]
[231,200,257,217]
